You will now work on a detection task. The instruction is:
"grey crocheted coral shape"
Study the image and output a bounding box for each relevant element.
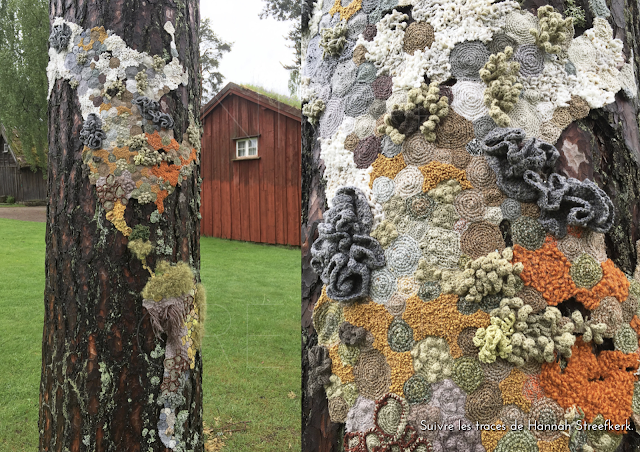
[49,22,72,52]
[307,345,333,396]
[523,172,614,238]
[132,96,175,129]
[311,187,386,303]
[482,127,559,202]
[80,113,107,150]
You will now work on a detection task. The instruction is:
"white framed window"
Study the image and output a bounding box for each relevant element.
[236,137,258,158]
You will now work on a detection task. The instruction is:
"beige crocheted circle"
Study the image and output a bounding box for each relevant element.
[455,189,487,222]
[539,121,563,145]
[466,157,497,189]
[450,148,472,170]
[394,166,425,199]
[403,21,434,55]
[520,202,540,219]
[551,107,573,129]
[329,396,350,423]
[458,327,479,356]
[461,221,505,259]
[568,95,590,120]
[353,44,367,66]
[353,349,392,399]
[344,133,360,151]
[483,188,506,207]
[435,110,475,150]
[557,234,585,262]
[517,286,546,314]
[465,381,504,424]
[402,133,442,166]
[504,11,538,45]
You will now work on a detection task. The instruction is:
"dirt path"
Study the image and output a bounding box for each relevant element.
[0,206,47,222]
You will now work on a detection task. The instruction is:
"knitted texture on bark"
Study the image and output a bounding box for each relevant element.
[311,187,386,303]
[513,237,629,309]
[540,338,638,428]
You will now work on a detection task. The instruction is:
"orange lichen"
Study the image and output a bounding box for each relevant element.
[100,103,113,112]
[155,190,169,214]
[112,146,133,160]
[523,374,545,402]
[402,294,490,358]
[418,161,473,192]
[513,237,629,309]
[368,154,406,188]
[90,26,108,43]
[314,287,333,311]
[146,131,180,152]
[329,345,354,384]
[385,351,414,395]
[499,369,532,412]
[481,422,508,452]
[329,0,363,20]
[116,106,132,115]
[79,37,95,51]
[538,436,570,452]
[540,338,638,429]
[630,316,640,345]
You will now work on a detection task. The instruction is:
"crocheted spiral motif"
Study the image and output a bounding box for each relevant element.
[551,107,573,129]
[464,157,495,190]
[372,75,393,100]
[500,198,521,221]
[418,281,441,302]
[458,328,479,357]
[394,166,424,199]
[344,133,360,151]
[465,381,503,424]
[487,34,519,55]
[482,127,559,202]
[319,98,345,138]
[369,268,397,304]
[590,296,623,338]
[539,121,563,145]
[582,230,608,263]
[352,43,367,66]
[332,61,357,97]
[517,286,546,314]
[451,81,489,122]
[406,192,435,220]
[80,114,107,150]
[431,379,467,418]
[450,41,491,81]
[481,358,515,383]
[403,133,449,167]
[435,110,475,150]
[386,235,421,276]
[452,357,485,393]
[511,216,546,250]
[494,430,537,452]
[504,11,538,45]
[412,336,455,383]
[403,21,434,56]
[354,135,381,168]
[569,253,603,288]
[345,83,375,117]
[513,44,545,78]
[346,396,376,433]
[354,349,391,400]
[374,393,409,438]
[314,299,344,346]
[381,135,402,158]
[386,292,408,317]
[329,396,350,423]
[408,404,442,440]
[473,116,498,141]
[508,100,542,138]
[430,204,459,229]
[621,294,637,323]
[450,148,472,171]
[420,227,461,269]
[372,177,395,203]
[311,187,385,303]
[528,397,564,441]
[356,62,376,84]
[388,318,415,352]
[455,189,486,222]
[614,325,638,354]
[368,99,387,119]
[461,221,505,259]
[525,172,614,238]
[568,95,590,120]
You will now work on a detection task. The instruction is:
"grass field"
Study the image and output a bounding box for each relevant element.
[0,218,300,451]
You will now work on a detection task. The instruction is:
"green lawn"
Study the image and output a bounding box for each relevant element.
[0,218,301,451]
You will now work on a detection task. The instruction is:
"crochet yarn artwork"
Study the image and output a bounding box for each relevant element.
[47,19,206,451]
[304,0,639,449]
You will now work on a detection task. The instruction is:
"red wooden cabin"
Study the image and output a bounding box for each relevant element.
[200,83,301,246]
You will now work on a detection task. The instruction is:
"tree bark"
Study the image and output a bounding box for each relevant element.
[39,1,203,451]
[300,0,640,449]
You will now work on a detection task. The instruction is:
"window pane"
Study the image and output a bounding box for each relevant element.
[248,138,257,156]
[237,140,246,157]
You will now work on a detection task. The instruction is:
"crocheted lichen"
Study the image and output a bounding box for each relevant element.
[319,20,348,58]
[403,374,432,404]
[370,220,399,248]
[307,345,333,396]
[480,47,523,127]
[49,22,72,52]
[511,216,546,250]
[133,96,175,129]
[428,179,463,204]
[369,154,407,188]
[530,6,573,55]
[378,82,449,144]
[540,338,638,427]
[302,98,326,125]
[80,113,107,150]
[452,356,485,393]
[441,248,523,304]
[569,253,603,288]
[411,336,455,383]
[311,187,385,303]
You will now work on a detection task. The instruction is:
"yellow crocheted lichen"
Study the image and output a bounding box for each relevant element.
[329,0,363,21]
[105,200,131,236]
[537,435,570,452]
[531,6,573,54]
[369,154,407,188]
[499,369,532,412]
[480,47,522,127]
[419,161,474,192]
[329,344,355,384]
[481,422,508,452]
[402,294,490,358]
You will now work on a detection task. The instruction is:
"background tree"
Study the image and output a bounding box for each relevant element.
[301,0,640,450]
[0,0,48,169]
[40,1,204,450]
[200,17,232,103]
[259,0,301,97]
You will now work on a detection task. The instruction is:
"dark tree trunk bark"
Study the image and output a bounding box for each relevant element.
[39,1,202,451]
[300,0,640,449]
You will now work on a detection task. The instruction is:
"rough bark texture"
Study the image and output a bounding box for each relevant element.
[39,1,202,451]
[299,0,640,449]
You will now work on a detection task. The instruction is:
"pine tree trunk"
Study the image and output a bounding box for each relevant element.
[39,1,203,451]
[301,0,640,449]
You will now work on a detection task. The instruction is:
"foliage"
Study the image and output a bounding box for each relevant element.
[240,83,301,108]
[0,0,48,170]
[259,0,301,97]
[0,218,301,451]
[200,17,233,103]
[5,196,15,204]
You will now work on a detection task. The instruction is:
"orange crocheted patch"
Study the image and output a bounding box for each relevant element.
[540,338,638,429]
[630,316,640,345]
[112,146,133,160]
[538,435,570,452]
[369,154,406,188]
[99,103,112,112]
[513,237,629,310]
[402,294,490,358]
[155,190,169,214]
[481,422,508,452]
[418,161,473,192]
[329,344,354,384]
[146,131,180,152]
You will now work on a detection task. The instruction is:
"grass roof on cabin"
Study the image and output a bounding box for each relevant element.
[239,84,301,109]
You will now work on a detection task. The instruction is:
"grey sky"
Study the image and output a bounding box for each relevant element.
[201,0,295,96]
